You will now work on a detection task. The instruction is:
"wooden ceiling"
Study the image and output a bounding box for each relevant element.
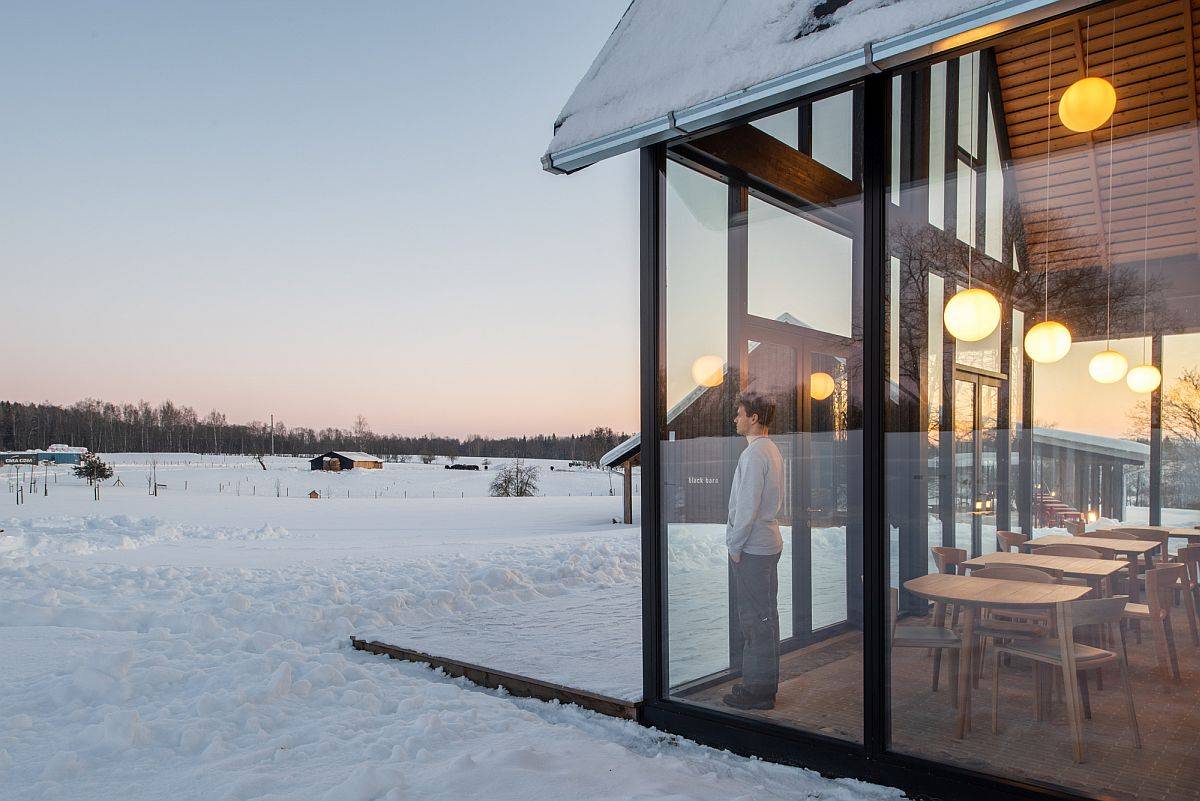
[993,0,1200,272]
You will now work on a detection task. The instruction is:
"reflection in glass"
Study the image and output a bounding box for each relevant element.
[886,6,1200,798]
[663,86,864,743]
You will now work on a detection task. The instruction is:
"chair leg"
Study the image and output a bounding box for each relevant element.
[1033,662,1043,721]
[974,637,987,688]
[1183,591,1199,647]
[1060,657,1086,764]
[932,647,942,692]
[949,645,960,710]
[1162,617,1181,681]
[1078,670,1092,720]
[1117,651,1141,750]
[991,646,1001,734]
[929,601,945,657]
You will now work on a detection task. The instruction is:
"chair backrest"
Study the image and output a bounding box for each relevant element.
[1060,595,1129,629]
[1031,543,1115,560]
[972,565,1058,584]
[1145,564,1187,614]
[931,546,967,575]
[1110,527,1170,553]
[995,530,1028,553]
[1177,546,1200,587]
[1082,529,1138,541]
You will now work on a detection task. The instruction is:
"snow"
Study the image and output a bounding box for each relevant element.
[547,0,994,157]
[0,453,906,800]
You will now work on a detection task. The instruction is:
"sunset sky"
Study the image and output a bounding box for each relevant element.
[2,0,638,437]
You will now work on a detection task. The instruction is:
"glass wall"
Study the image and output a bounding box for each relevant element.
[884,4,1200,799]
[661,86,865,742]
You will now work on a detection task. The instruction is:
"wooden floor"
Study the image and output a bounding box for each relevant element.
[680,617,1200,801]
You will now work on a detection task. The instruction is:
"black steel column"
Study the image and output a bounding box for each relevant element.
[640,145,666,703]
[861,72,889,757]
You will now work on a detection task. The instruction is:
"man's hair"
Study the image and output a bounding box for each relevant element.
[737,391,776,427]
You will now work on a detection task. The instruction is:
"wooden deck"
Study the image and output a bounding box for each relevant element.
[677,615,1200,801]
[350,637,643,722]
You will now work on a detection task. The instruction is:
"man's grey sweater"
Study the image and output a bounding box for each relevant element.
[726,435,784,558]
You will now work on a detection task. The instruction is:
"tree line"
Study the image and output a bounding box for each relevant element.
[0,399,628,465]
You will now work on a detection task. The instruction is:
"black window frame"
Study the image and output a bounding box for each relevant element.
[635,6,1142,801]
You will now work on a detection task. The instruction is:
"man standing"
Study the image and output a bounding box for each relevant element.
[723,391,784,711]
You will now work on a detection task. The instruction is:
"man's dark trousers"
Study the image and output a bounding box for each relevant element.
[732,551,781,697]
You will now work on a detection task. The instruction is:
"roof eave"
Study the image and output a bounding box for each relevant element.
[542,0,1095,175]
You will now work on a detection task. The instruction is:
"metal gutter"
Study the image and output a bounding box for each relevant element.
[543,0,1092,174]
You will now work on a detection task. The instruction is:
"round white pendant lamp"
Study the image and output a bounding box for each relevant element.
[1088,349,1128,384]
[1059,76,1117,133]
[810,371,835,401]
[1126,364,1161,394]
[944,287,1001,342]
[1024,320,1072,364]
[690,354,724,388]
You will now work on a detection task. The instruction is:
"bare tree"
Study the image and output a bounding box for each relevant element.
[353,415,371,449]
[489,460,539,497]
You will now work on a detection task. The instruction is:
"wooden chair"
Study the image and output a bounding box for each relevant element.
[1178,546,1200,646]
[889,587,961,700]
[992,595,1139,764]
[928,547,967,673]
[996,530,1028,553]
[1080,530,1148,597]
[1030,543,1116,590]
[1123,564,1192,681]
[971,565,1057,683]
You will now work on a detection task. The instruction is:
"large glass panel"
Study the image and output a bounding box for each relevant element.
[886,6,1200,798]
[1162,333,1200,527]
[663,87,864,743]
[663,161,730,685]
[747,196,853,336]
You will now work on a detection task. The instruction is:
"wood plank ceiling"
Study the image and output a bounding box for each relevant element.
[992,0,1200,272]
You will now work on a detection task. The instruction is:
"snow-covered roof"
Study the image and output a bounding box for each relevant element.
[545,0,1064,173]
[323,451,383,463]
[1031,428,1149,463]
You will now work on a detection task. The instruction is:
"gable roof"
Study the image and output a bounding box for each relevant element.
[544,0,1088,173]
[320,451,383,463]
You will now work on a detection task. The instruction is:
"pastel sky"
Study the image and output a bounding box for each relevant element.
[1,1,639,438]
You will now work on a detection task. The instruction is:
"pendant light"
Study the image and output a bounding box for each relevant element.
[1127,71,1161,394]
[945,55,1001,343]
[1026,28,1073,363]
[810,371,836,401]
[690,354,724,387]
[1089,17,1127,386]
[1060,17,1116,132]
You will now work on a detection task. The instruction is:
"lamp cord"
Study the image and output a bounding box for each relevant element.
[968,52,977,289]
[1104,10,1115,348]
[1142,57,1151,363]
[1044,28,1053,323]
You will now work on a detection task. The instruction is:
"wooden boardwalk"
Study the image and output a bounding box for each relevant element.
[350,637,643,722]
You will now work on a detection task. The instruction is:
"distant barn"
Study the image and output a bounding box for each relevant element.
[309,451,384,471]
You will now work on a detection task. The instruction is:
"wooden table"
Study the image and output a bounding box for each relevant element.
[1132,525,1200,544]
[1026,535,1161,601]
[961,551,1128,596]
[904,573,1091,739]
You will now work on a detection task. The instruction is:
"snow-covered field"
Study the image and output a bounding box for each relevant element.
[1,454,902,801]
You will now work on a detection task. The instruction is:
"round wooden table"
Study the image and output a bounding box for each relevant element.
[904,573,1092,738]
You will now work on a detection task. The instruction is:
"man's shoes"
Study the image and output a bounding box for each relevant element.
[722,688,776,710]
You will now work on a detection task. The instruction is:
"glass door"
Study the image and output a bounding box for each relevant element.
[953,372,1000,557]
